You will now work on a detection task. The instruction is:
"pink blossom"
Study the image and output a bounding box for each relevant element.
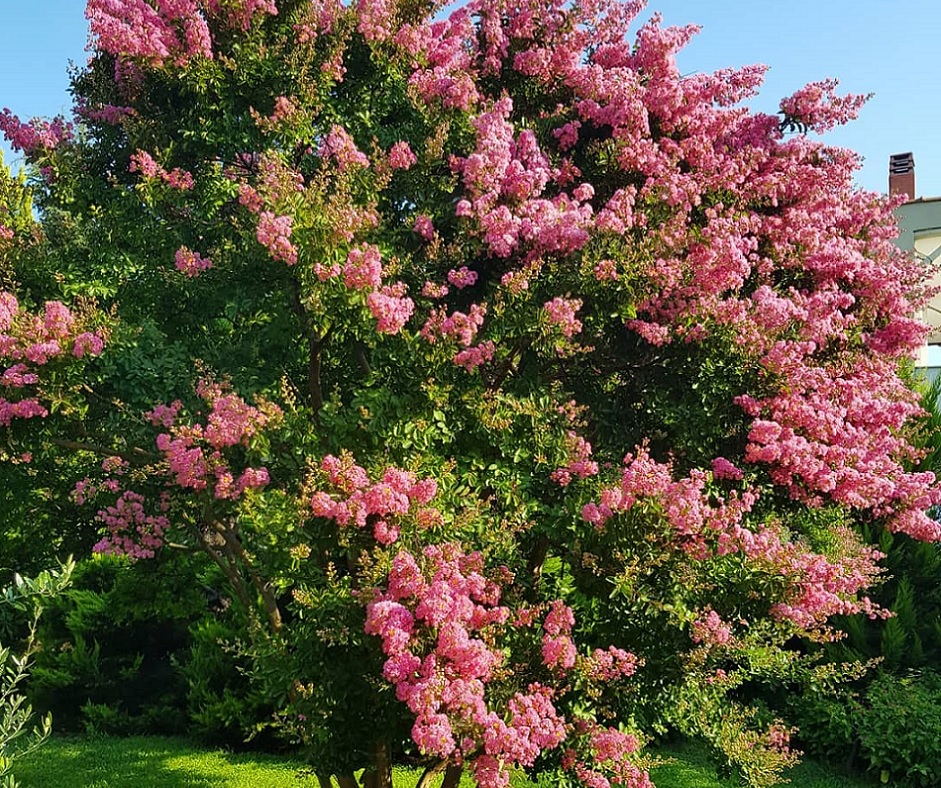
[256,211,298,265]
[543,297,583,337]
[0,110,73,155]
[388,141,417,170]
[711,457,743,481]
[319,125,369,171]
[367,285,414,334]
[86,0,213,67]
[691,610,732,647]
[343,244,383,290]
[779,78,869,134]
[413,214,435,241]
[174,246,213,277]
[453,341,495,372]
[447,266,478,289]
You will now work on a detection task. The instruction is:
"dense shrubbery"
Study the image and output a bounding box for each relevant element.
[0,562,73,788]
[790,671,941,788]
[28,554,273,746]
[2,0,939,786]
[29,556,204,736]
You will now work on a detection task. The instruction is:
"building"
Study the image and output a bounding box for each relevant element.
[890,153,941,378]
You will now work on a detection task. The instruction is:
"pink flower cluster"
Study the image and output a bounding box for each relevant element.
[130,150,194,189]
[691,609,732,647]
[144,380,278,501]
[387,141,417,170]
[582,447,886,631]
[550,430,599,486]
[86,0,213,67]
[413,214,435,241]
[204,0,278,31]
[779,78,869,134]
[453,341,495,372]
[365,545,567,787]
[0,110,73,156]
[80,102,137,125]
[355,0,394,42]
[541,599,577,670]
[421,303,487,348]
[543,297,583,338]
[343,244,383,290]
[447,266,478,289]
[1,294,105,427]
[256,211,298,265]
[308,453,440,545]
[735,352,941,541]
[394,9,479,111]
[420,303,496,373]
[94,490,170,560]
[566,723,651,788]
[319,124,370,172]
[174,246,213,277]
[711,457,744,481]
[586,647,638,682]
[367,284,415,335]
[453,98,593,262]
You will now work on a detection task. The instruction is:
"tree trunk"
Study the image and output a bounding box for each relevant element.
[337,776,358,788]
[441,763,463,788]
[415,761,447,788]
[362,741,392,788]
[316,775,333,788]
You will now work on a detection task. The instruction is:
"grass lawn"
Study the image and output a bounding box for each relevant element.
[14,735,874,787]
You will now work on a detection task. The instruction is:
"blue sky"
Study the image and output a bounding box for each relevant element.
[2,1,941,197]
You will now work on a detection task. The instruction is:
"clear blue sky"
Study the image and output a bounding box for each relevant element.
[2,1,941,196]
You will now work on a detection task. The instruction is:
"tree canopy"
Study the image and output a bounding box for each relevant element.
[1,1,937,786]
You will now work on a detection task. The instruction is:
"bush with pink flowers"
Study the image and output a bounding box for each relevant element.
[1,1,937,786]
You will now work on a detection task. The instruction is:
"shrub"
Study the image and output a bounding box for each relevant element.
[180,617,277,748]
[29,554,210,735]
[856,671,941,787]
[0,561,73,788]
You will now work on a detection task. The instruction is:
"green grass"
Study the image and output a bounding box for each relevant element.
[13,735,875,788]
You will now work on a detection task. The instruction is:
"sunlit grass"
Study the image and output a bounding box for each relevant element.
[13,735,874,787]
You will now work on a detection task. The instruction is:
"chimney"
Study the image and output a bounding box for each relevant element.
[889,152,915,201]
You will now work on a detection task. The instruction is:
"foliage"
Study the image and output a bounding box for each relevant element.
[0,560,74,788]
[855,671,941,787]
[791,671,941,788]
[28,554,211,736]
[181,616,278,747]
[1,0,937,786]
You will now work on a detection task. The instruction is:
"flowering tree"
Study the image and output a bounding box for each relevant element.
[1,0,937,786]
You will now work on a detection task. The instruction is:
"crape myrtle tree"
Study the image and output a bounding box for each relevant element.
[0,0,937,785]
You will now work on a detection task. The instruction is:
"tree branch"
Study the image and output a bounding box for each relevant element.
[47,438,158,465]
[213,519,283,632]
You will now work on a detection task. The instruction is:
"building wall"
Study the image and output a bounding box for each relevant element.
[894,198,941,345]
